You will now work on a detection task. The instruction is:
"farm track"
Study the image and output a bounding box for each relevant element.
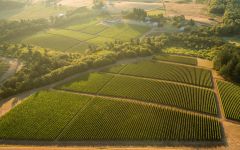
[54,89,219,121]
[104,72,214,91]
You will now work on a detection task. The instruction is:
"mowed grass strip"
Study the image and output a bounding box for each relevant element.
[0,91,92,140]
[217,80,240,121]
[117,61,213,88]
[59,73,114,94]
[22,32,80,51]
[59,97,222,141]
[153,55,197,66]
[99,75,217,115]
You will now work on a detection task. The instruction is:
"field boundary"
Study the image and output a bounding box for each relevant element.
[54,89,219,120]
[105,72,214,90]
[54,98,94,141]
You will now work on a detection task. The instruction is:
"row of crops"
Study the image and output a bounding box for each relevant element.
[111,61,213,88]
[0,91,222,141]
[0,91,92,140]
[59,73,114,94]
[217,81,240,121]
[153,55,198,66]
[59,73,217,114]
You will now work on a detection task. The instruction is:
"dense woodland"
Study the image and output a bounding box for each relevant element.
[209,0,240,35]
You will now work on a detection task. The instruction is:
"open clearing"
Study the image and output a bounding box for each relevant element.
[22,21,150,52]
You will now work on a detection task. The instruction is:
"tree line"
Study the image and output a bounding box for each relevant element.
[0,32,229,98]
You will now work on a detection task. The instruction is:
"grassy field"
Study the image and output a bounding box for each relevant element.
[21,21,150,53]
[217,81,240,121]
[113,61,213,88]
[60,73,217,114]
[0,90,221,141]
[153,54,198,66]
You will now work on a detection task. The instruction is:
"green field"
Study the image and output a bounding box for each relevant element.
[22,32,80,51]
[0,90,222,141]
[60,96,221,141]
[59,73,114,93]
[111,61,213,88]
[153,55,197,66]
[22,22,150,52]
[0,91,92,140]
[60,73,217,114]
[217,80,240,121]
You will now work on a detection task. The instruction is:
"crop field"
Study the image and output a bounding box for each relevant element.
[112,61,213,88]
[153,55,197,66]
[0,91,92,140]
[0,90,222,141]
[60,73,217,114]
[59,73,114,94]
[22,22,149,52]
[59,97,221,141]
[217,81,240,121]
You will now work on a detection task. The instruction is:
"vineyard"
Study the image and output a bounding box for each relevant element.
[59,97,221,141]
[217,80,240,121]
[114,61,213,88]
[59,73,114,94]
[60,73,217,114]
[0,91,92,140]
[0,90,222,141]
[153,55,198,66]
[99,75,217,114]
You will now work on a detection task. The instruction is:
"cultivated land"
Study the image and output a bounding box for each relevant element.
[110,61,213,88]
[22,22,150,52]
[217,80,240,121]
[0,54,240,149]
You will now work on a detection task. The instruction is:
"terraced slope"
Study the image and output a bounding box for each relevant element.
[217,80,240,121]
[115,61,212,88]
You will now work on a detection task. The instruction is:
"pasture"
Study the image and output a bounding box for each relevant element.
[22,21,150,53]
[217,81,240,121]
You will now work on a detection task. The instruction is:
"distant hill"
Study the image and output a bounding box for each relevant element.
[0,0,25,11]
